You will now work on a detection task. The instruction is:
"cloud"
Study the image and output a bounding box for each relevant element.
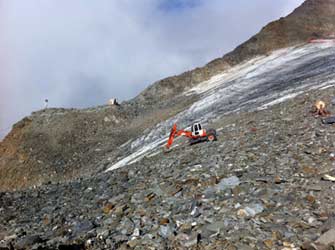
[0,0,304,139]
[159,0,202,11]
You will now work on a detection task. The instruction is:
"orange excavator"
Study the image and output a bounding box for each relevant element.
[166,123,217,149]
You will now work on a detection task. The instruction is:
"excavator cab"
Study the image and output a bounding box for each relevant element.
[191,123,204,137]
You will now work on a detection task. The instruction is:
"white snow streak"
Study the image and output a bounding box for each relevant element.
[106,43,335,172]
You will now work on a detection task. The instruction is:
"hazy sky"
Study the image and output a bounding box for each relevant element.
[0,0,304,139]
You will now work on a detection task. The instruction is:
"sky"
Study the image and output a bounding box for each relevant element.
[0,0,304,139]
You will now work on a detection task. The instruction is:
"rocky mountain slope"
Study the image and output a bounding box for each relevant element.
[2,0,335,191]
[0,96,195,190]
[1,85,335,250]
[1,0,335,249]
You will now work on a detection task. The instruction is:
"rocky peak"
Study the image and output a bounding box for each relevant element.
[293,0,335,20]
[226,0,335,62]
[137,0,335,105]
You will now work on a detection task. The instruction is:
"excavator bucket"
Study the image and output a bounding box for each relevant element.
[166,123,177,149]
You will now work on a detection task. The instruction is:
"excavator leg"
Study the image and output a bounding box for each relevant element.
[206,129,217,142]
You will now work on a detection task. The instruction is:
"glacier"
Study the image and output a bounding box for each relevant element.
[107,42,335,172]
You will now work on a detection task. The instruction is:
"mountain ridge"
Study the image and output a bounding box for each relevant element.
[136,0,335,106]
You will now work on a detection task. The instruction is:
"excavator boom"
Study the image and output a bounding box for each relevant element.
[166,124,177,149]
[165,123,199,149]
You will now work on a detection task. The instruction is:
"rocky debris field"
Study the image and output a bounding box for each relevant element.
[0,93,196,191]
[1,88,335,250]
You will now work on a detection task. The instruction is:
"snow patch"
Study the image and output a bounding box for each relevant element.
[258,92,305,110]
[106,137,167,172]
[106,43,335,172]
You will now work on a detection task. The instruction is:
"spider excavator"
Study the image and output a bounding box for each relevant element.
[165,123,217,149]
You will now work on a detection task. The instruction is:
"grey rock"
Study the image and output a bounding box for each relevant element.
[216,176,240,191]
[321,216,335,233]
[316,228,335,246]
[113,235,128,244]
[72,220,95,236]
[190,206,201,218]
[203,187,216,199]
[205,221,226,233]
[46,237,68,246]
[96,229,110,240]
[119,217,134,236]
[15,235,43,249]
[131,193,143,204]
[158,225,173,239]
[103,218,114,226]
[244,204,264,217]
[132,228,141,237]
[0,240,9,249]
[180,233,199,248]
[151,185,164,197]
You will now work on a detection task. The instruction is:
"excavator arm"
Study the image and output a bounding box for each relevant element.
[166,123,193,149]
